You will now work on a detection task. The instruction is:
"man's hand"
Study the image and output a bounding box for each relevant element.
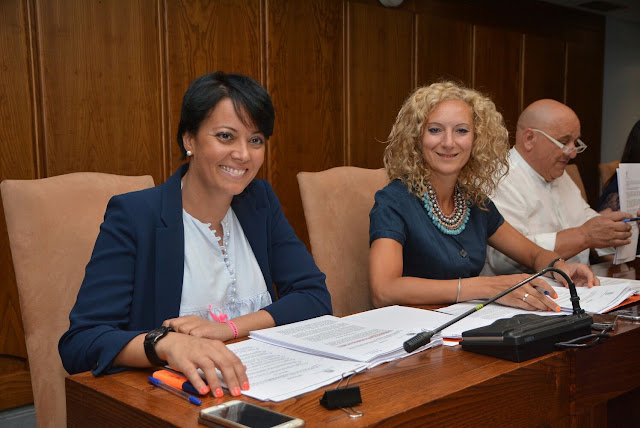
[581,211,633,248]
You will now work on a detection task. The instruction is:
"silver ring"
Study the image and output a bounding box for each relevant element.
[522,293,529,302]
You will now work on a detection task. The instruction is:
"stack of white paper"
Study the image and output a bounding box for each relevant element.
[218,312,442,402]
[598,276,640,295]
[250,315,442,368]
[541,278,634,313]
[223,340,367,402]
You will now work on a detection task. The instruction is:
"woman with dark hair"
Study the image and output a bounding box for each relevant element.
[59,72,332,398]
[597,119,640,211]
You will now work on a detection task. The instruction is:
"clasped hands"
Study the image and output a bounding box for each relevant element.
[153,315,248,399]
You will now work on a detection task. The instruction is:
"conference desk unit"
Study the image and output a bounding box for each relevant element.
[66,312,640,427]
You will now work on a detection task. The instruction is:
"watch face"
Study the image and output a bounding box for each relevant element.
[146,327,170,343]
[144,327,173,367]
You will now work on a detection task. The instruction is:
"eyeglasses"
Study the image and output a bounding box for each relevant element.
[531,128,587,154]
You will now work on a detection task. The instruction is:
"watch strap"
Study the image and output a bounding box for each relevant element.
[144,326,175,366]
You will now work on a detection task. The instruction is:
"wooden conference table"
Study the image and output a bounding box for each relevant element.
[66,262,640,427]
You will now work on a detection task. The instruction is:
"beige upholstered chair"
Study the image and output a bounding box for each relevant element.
[1,172,154,428]
[297,167,388,317]
[599,160,620,187]
[565,164,588,202]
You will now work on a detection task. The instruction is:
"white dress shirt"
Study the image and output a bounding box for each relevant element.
[483,147,600,275]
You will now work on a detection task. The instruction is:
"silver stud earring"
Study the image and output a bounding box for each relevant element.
[186,150,193,157]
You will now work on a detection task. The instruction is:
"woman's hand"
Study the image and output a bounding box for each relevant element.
[155,332,248,398]
[163,315,234,341]
[488,274,561,312]
[552,261,599,288]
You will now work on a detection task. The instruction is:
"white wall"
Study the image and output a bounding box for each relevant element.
[601,17,640,163]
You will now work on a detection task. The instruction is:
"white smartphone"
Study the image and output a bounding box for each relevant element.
[198,401,305,428]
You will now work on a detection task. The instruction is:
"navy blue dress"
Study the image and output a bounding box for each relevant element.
[369,180,504,279]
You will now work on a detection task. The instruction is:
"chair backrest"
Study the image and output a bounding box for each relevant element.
[599,160,620,187]
[297,167,389,317]
[565,164,588,202]
[1,172,154,428]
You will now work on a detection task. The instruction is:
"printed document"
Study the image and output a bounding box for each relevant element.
[212,310,443,401]
[250,315,442,368]
[615,163,640,264]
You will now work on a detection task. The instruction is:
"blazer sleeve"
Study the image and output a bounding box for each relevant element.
[260,182,333,325]
[58,195,145,375]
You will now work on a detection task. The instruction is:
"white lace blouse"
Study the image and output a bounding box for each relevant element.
[179,207,272,320]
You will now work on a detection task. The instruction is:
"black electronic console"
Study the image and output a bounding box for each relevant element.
[403,267,594,360]
[460,312,593,362]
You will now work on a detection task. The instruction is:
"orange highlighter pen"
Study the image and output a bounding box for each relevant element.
[152,369,209,395]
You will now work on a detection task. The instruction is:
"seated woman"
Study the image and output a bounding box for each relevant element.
[59,72,332,398]
[369,81,597,311]
[597,119,640,212]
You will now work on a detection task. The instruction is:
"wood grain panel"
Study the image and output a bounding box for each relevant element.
[0,0,37,411]
[522,34,565,108]
[566,34,605,207]
[416,14,472,87]
[266,0,344,245]
[474,25,522,141]
[348,1,414,169]
[165,0,262,175]
[36,0,164,182]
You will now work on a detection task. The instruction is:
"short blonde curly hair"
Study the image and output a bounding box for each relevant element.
[384,81,509,208]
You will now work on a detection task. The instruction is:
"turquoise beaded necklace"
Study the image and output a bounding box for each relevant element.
[422,182,470,235]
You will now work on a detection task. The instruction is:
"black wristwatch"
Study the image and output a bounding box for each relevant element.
[144,326,175,366]
[547,257,564,280]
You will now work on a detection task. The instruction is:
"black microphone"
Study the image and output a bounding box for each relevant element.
[403,267,585,353]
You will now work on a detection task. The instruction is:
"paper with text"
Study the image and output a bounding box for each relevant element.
[249,315,441,368]
[222,340,366,402]
[615,163,640,264]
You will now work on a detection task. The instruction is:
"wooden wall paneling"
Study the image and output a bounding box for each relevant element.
[473,25,522,141]
[36,0,164,182]
[165,0,263,176]
[565,33,605,206]
[416,13,473,88]
[348,1,414,169]
[522,34,566,109]
[0,0,37,412]
[266,0,344,244]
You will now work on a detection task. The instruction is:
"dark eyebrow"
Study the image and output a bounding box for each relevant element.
[211,126,238,133]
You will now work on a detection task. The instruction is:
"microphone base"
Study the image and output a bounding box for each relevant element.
[460,313,593,362]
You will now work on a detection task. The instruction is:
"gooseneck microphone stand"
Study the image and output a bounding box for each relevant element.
[403,267,585,353]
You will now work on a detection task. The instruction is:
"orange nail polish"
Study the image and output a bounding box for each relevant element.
[555,306,561,312]
[233,386,242,396]
[200,385,211,395]
[215,388,224,398]
[242,382,250,390]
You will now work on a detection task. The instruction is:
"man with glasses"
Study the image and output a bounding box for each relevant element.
[483,99,633,276]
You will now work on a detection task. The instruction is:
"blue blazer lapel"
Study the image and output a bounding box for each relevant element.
[154,165,187,324]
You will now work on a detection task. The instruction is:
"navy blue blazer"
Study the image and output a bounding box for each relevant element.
[59,164,332,375]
